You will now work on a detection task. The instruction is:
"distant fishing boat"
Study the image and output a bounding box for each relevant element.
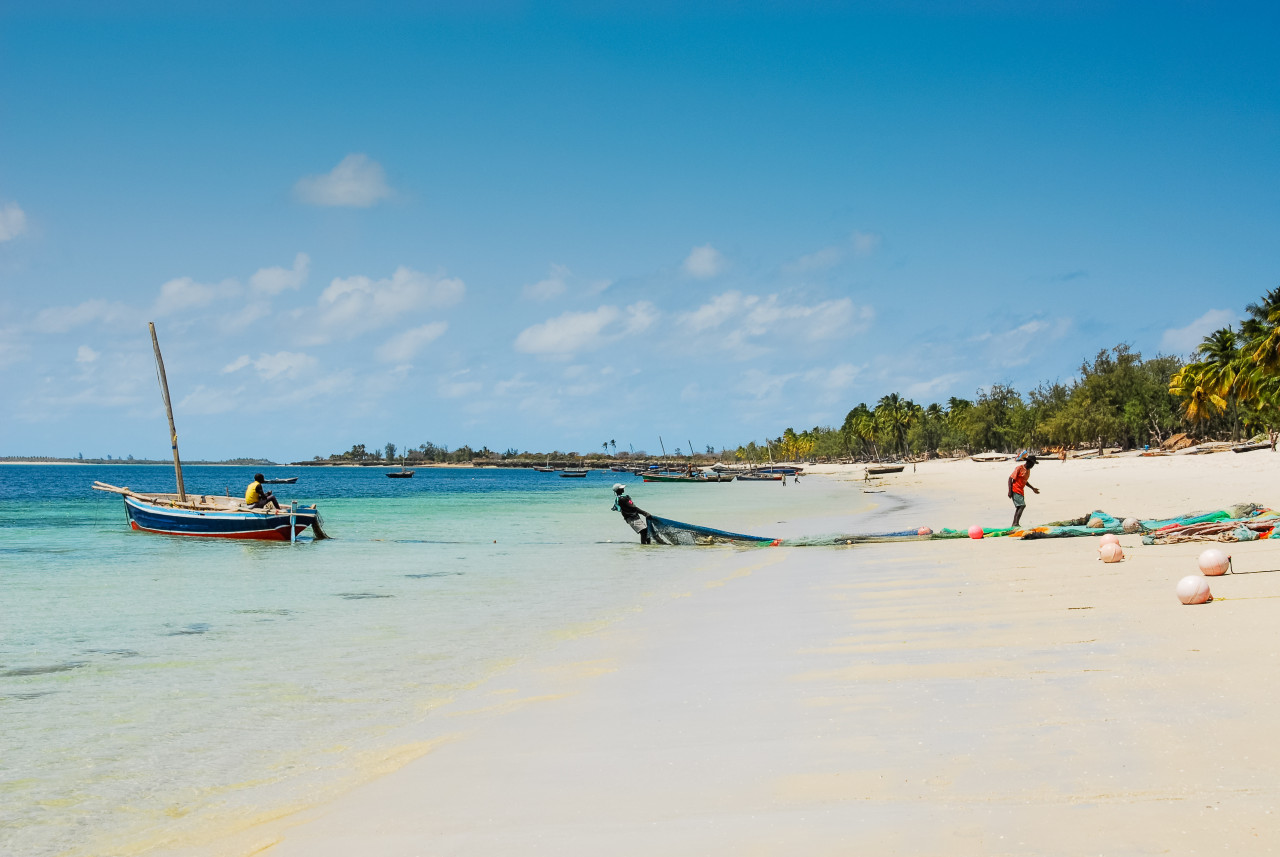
[387,448,415,478]
[560,468,588,478]
[866,464,905,475]
[534,455,557,473]
[91,323,326,542]
[263,476,298,484]
[736,471,784,482]
[642,471,734,483]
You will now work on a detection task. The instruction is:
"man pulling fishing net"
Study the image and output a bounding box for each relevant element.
[611,483,651,544]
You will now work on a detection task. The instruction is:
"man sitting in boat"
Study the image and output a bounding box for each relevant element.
[611,483,651,544]
[245,473,281,510]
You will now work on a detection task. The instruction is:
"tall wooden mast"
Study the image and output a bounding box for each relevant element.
[148,322,186,501]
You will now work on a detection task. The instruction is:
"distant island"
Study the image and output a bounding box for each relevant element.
[0,456,278,465]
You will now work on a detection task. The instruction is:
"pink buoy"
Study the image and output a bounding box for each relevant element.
[968,525,983,540]
[1198,548,1230,577]
[917,526,933,536]
[1176,575,1212,604]
[1099,533,1121,547]
[1099,543,1124,563]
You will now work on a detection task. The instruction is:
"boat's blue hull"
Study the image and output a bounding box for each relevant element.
[123,495,318,540]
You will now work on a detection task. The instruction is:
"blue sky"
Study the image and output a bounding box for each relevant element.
[1,2,1277,461]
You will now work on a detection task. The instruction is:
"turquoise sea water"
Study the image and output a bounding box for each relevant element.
[0,464,873,856]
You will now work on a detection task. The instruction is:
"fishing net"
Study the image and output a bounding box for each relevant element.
[645,515,778,546]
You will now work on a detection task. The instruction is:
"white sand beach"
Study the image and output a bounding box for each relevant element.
[206,454,1280,856]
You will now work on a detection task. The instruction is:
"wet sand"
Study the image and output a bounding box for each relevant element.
[211,453,1280,856]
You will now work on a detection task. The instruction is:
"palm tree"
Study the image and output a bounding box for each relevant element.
[1169,364,1226,432]
[1196,327,1243,440]
[874,393,916,456]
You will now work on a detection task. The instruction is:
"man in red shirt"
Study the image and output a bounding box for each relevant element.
[1008,454,1040,527]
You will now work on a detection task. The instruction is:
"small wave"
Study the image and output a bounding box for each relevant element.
[336,592,394,600]
[1,661,87,677]
[165,623,211,636]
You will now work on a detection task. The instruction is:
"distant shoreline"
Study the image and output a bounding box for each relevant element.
[0,460,278,466]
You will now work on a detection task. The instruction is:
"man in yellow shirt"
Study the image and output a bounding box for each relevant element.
[245,473,281,510]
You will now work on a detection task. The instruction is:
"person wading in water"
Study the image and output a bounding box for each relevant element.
[611,483,651,544]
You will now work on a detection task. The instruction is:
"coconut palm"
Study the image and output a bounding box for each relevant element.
[1169,364,1227,431]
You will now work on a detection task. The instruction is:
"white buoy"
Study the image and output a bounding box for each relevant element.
[1198,548,1230,576]
[1099,543,1124,563]
[1100,533,1121,547]
[1176,575,1212,604]
[1123,517,1141,533]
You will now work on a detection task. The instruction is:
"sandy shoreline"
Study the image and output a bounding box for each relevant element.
[195,454,1280,856]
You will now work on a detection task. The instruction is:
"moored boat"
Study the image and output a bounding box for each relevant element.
[262,476,299,484]
[736,471,784,481]
[92,323,327,542]
[560,468,589,477]
[94,482,325,541]
[866,464,905,475]
[642,471,734,483]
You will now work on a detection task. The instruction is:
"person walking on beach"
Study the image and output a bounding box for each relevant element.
[611,483,651,544]
[245,473,281,510]
[1008,455,1039,527]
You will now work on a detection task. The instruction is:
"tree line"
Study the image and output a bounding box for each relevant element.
[744,287,1280,462]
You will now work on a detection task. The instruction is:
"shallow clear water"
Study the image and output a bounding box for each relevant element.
[0,464,872,856]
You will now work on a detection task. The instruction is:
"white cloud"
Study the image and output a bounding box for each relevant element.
[222,355,252,373]
[681,291,873,348]
[294,154,392,208]
[971,317,1072,368]
[514,301,657,357]
[682,244,726,279]
[786,245,845,273]
[814,363,859,391]
[0,202,27,242]
[523,263,570,301]
[75,345,99,364]
[253,351,316,381]
[494,373,536,397]
[0,327,27,368]
[376,322,448,363]
[179,384,244,415]
[308,266,464,342]
[438,370,483,399]
[153,276,227,316]
[852,231,881,256]
[1161,308,1237,355]
[905,372,966,399]
[250,253,310,295]
[220,351,315,380]
[784,230,881,274]
[32,299,136,333]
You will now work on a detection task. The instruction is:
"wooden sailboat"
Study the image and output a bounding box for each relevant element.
[387,449,415,478]
[93,323,326,541]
